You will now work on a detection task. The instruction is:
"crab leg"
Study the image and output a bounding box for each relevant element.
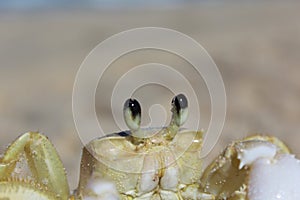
[0,132,70,200]
[0,180,58,200]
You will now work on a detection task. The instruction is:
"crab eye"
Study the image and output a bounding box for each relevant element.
[172,94,188,126]
[123,98,141,131]
[172,94,188,114]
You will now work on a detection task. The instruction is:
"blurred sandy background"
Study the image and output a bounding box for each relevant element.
[0,1,300,189]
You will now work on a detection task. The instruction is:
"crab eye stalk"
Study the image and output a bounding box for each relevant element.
[123,98,141,131]
[171,94,188,127]
[165,94,189,140]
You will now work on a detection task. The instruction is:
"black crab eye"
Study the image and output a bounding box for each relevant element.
[172,94,188,114]
[124,98,141,119]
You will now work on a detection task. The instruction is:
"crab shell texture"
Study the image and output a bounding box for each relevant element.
[199,135,290,200]
[76,128,207,200]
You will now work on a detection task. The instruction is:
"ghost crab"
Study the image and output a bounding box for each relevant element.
[0,94,298,199]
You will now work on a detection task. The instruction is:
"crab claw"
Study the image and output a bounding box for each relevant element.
[199,135,291,199]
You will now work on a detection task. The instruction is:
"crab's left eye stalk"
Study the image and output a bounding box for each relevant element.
[123,98,141,131]
[171,94,188,126]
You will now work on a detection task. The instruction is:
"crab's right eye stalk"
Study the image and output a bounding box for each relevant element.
[123,98,141,131]
[172,94,188,126]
